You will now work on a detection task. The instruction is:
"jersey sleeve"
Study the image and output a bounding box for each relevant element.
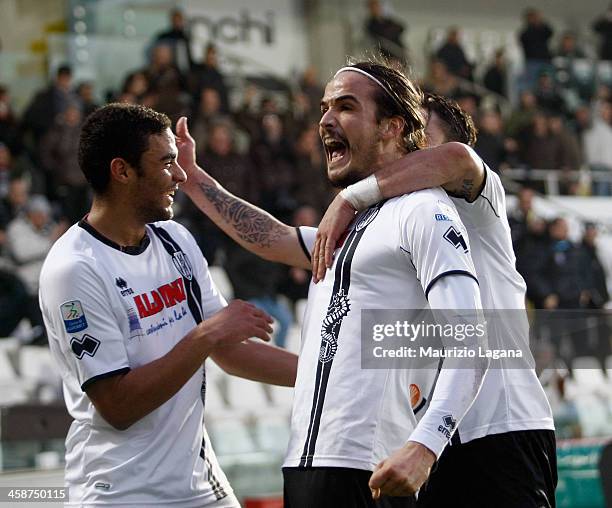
[398,193,478,299]
[453,163,505,228]
[39,257,130,391]
[296,226,317,262]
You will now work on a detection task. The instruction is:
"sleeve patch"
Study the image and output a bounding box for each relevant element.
[443,226,469,253]
[61,300,89,333]
[70,333,101,359]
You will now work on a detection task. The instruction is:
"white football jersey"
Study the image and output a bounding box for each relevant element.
[449,163,554,442]
[39,220,236,507]
[284,188,479,470]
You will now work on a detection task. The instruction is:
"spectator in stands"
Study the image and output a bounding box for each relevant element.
[592,4,612,61]
[292,122,334,215]
[6,195,67,295]
[580,222,611,365]
[531,218,589,311]
[483,48,508,98]
[519,111,566,192]
[0,142,11,198]
[423,58,461,98]
[556,31,586,59]
[0,85,20,153]
[189,43,229,113]
[583,100,612,195]
[153,8,193,72]
[75,82,99,118]
[279,206,320,310]
[364,0,407,64]
[518,8,554,90]
[298,66,324,118]
[39,103,89,222]
[506,90,538,137]
[548,113,583,194]
[534,71,565,115]
[121,71,150,103]
[21,64,78,146]
[0,175,30,229]
[189,87,228,151]
[250,113,296,218]
[225,245,293,349]
[474,109,507,174]
[508,187,548,301]
[0,265,45,344]
[436,27,473,81]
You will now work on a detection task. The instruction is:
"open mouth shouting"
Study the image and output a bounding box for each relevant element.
[323,135,350,169]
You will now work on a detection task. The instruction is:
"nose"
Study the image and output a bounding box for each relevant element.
[172,160,187,184]
[319,107,336,132]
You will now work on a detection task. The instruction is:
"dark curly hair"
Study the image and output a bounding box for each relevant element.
[346,58,427,153]
[78,103,171,194]
[423,93,478,147]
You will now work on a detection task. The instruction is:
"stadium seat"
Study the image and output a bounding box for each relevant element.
[572,356,607,391]
[0,350,28,405]
[17,346,61,403]
[268,385,294,412]
[207,415,259,455]
[254,413,291,454]
[225,376,271,414]
[208,266,234,300]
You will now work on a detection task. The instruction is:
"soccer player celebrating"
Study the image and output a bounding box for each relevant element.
[177,61,491,507]
[39,104,297,507]
[314,93,557,507]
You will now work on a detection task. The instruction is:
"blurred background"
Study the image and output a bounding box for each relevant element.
[1,0,612,506]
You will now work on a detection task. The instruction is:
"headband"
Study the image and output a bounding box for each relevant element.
[334,66,396,104]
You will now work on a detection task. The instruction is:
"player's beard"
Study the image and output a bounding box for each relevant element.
[135,198,174,225]
[327,137,380,189]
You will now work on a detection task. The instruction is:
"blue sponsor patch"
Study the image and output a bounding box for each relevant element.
[435,213,451,221]
[61,300,88,333]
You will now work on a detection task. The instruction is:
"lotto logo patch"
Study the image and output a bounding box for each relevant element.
[61,300,88,333]
[70,334,100,359]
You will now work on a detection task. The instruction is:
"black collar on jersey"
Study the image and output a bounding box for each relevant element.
[78,217,151,255]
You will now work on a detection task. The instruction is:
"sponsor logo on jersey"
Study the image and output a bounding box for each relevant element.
[443,225,468,253]
[61,300,88,333]
[437,414,456,439]
[435,213,451,221]
[115,277,134,296]
[173,251,193,280]
[133,277,186,319]
[70,334,100,359]
[94,482,111,491]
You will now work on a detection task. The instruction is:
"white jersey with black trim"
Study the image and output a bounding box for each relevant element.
[284,188,479,470]
[446,163,554,442]
[39,220,237,507]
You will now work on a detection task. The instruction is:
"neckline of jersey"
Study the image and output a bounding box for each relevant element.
[78,217,151,255]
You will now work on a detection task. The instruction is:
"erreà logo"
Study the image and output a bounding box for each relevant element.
[133,277,186,318]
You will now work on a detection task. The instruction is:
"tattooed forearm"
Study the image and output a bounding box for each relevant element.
[199,182,290,248]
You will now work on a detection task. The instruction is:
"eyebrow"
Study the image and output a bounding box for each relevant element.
[160,152,177,162]
[320,94,359,108]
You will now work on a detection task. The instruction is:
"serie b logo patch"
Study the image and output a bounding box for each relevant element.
[61,300,88,333]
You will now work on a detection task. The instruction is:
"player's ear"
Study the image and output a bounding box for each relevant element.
[380,116,405,140]
[109,158,135,186]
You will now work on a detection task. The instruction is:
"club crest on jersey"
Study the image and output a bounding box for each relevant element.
[355,206,381,231]
[70,333,100,359]
[61,300,88,333]
[172,251,193,280]
[319,290,351,363]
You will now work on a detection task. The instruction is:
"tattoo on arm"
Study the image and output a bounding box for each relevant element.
[448,179,475,201]
[199,182,289,248]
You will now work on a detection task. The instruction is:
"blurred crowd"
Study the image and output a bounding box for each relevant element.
[0,5,610,355]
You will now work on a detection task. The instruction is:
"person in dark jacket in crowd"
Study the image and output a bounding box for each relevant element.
[592,4,612,61]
